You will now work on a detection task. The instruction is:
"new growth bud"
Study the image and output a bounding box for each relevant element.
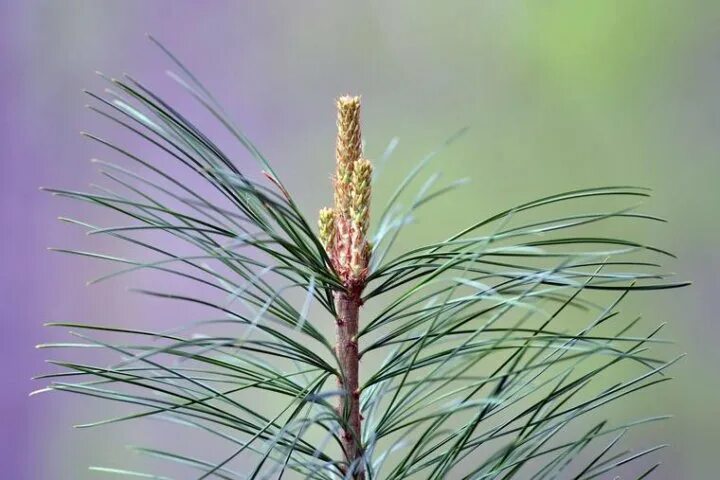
[319,95,373,287]
[336,97,362,169]
[318,207,336,251]
[334,96,362,216]
[350,158,372,236]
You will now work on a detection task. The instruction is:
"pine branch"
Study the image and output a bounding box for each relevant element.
[37,37,689,480]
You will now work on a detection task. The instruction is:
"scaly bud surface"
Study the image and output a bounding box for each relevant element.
[350,158,372,237]
[318,207,336,251]
[321,95,373,287]
[334,96,362,216]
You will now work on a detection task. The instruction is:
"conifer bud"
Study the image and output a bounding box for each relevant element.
[318,207,336,251]
[334,96,362,215]
[350,158,372,236]
[323,94,373,286]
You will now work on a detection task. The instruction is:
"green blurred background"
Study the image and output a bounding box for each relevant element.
[2,1,718,478]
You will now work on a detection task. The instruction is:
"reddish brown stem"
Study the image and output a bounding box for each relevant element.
[335,290,364,479]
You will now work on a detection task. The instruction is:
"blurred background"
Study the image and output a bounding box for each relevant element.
[1,1,718,478]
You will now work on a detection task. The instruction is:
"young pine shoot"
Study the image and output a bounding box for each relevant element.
[38,38,688,480]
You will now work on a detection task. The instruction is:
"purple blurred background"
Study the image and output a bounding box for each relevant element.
[2,2,719,478]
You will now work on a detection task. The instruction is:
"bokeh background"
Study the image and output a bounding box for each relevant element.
[2,1,718,479]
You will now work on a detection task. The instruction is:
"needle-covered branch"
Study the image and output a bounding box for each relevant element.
[40,37,688,480]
